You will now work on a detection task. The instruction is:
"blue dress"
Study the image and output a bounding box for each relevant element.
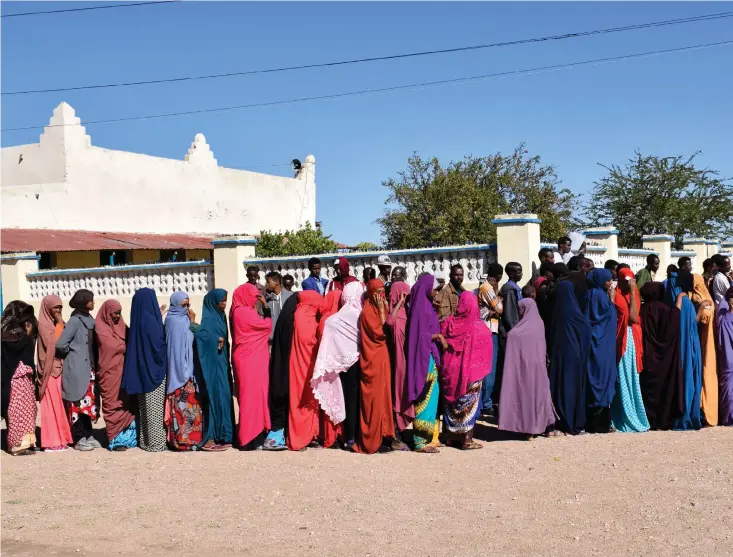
[611,327,650,432]
[665,274,702,431]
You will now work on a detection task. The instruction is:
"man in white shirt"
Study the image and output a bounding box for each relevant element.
[553,236,573,264]
[711,254,732,306]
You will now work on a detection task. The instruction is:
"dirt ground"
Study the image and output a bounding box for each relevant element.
[2,420,732,557]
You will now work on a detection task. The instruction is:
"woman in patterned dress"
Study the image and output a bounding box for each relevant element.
[122,288,168,452]
[1,301,39,455]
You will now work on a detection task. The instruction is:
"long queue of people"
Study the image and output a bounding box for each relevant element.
[2,251,732,456]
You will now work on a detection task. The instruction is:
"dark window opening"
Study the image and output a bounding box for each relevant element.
[161,249,184,263]
[100,250,129,267]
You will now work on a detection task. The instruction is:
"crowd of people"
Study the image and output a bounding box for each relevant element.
[2,246,732,456]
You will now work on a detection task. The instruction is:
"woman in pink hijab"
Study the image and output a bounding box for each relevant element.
[385,280,413,448]
[230,283,272,448]
[37,295,73,451]
[439,291,492,450]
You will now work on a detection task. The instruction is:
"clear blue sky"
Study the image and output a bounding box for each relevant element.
[2,1,732,245]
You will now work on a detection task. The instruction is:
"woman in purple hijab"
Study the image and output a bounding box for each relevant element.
[406,273,446,453]
[499,298,558,437]
[717,286,733,426]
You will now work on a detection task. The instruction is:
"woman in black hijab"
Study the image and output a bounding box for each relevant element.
[1,301,38,455]
[639,282,683,430]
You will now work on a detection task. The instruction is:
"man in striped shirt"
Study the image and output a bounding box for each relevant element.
[476,263,504,417]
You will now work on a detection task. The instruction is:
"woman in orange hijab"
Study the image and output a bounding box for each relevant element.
[287,291,323,451]
[691,272,718,425]
[230,283,272,448]
[37,295,73,451]
[357,279,395,453]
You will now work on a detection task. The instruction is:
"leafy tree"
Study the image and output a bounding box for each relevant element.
[587,152,733,249]
[256,222,338,257]
[352,241,380,252]
[377,144,580,249]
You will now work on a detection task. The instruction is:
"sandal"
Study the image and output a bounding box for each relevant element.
[416,445,440,454]
[544,430,564,438]
[459,441,483,450]
[112,446,128,452]
[202,442,226,452]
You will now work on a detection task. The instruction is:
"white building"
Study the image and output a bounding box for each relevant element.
[1,102,316,236]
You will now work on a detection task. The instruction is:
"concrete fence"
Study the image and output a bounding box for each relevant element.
[2,214,730,320]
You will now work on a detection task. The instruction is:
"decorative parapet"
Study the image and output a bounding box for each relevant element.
[244,244,497,288]
[26,260,213,300]
[617,248,658,273]
[184,133,217,166]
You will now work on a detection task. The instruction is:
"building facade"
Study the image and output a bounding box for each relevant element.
[1,102,316,236]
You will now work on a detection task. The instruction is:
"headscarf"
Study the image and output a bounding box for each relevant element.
[317,290,342,339]
[562,271,589,311]
[95,300,134,440]
[231,282,259,313]
[121,288,167,395]
[615,267,643,371]
[664,271,702,430]
[164,291,193,393]
[36,295,64,399]
[268,292,297,427]
[69,289,94,317]
[549,281,590,434]
[718,288,733,425]
[357,278,394,454]
[95,299,126,371]
[1,301,36,419]
[439,291,492,404]
[389,281,410,322]
[584,268,617,408]
[311,281,364,423]
[328,258,358,292]
[406,273,441,403]
[639,282,683,429]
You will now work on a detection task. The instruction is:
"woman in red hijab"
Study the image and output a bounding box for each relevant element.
[287,291,323,450]
[356,279,395,453]
[327,257,358,293]
[230,283,272,448]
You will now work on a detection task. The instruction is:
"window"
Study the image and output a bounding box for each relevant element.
[100,250,129,267]
[39,252,56,270]
[160,249,184,263]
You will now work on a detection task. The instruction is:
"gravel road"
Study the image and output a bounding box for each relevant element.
[2,421,732,557]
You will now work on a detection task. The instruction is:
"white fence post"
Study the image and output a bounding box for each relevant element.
[491,214,541,283]
[1,252,39,307]
[683,239,709,274]
[642,234,673,275]
[721,242,733,257]
[211,236,257,311]
[583,227,619,262]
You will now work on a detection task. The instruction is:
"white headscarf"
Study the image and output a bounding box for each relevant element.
[311,281,364,424]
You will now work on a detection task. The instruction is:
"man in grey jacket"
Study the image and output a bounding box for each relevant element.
[56,289,100,451]
[265,272,294,343]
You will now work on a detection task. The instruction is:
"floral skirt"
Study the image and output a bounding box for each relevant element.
[444,380,482,434]
[67,371,98,425]
[165,379,204,451]
[412,356,440,451]
[7,362,37,454]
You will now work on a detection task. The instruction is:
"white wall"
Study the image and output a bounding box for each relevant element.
[1,103,316,236]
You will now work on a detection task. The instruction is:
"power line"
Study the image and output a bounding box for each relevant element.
[1,1,177,19]
[3,11,732,96]
[3,39,731,133]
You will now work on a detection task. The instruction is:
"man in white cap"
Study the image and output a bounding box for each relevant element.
[376,255,393,284]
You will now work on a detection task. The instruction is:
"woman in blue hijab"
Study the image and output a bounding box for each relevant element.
[121,288,167,452]
[584,269,618,433]
[195,289,233,451]
[549,280,591,435]
[164,291,203,450]
[666,271,702,430]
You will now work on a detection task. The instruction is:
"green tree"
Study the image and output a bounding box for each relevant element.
[352,241,380,252]
[256,222,338,257]
[377,144,580,249]
[587,152,733,249]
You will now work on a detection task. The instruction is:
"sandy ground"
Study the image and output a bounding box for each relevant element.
[2,420,732,557]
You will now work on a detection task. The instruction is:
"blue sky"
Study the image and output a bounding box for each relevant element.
[2,1,732,245]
